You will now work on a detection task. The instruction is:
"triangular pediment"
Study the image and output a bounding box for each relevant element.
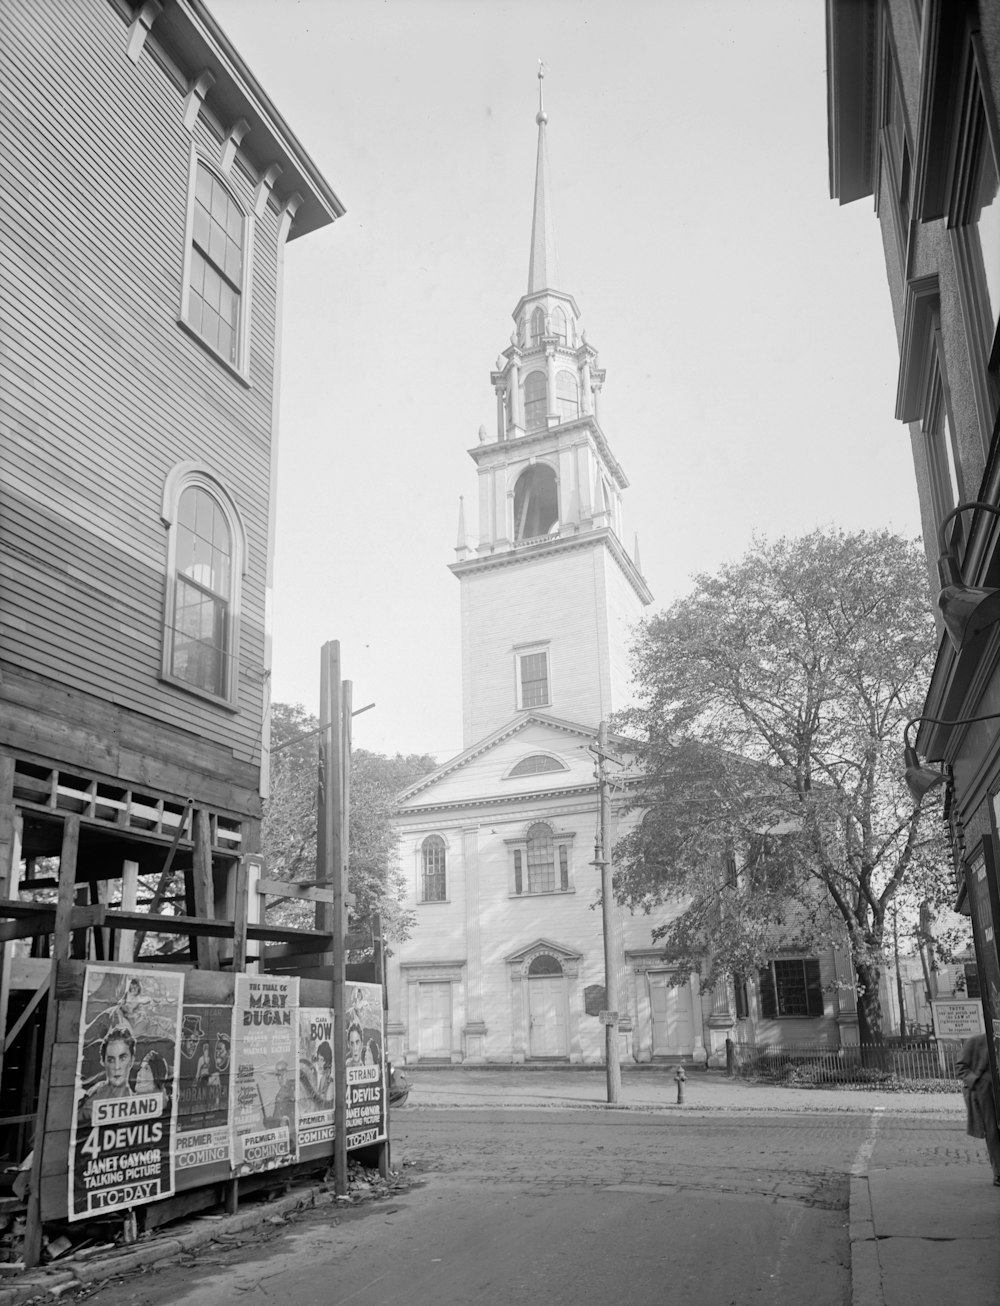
[394,712,605,813]
[505,936,583,965]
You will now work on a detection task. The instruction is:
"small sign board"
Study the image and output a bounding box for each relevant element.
[598,1010,618,1025]
[931,999,985,1040]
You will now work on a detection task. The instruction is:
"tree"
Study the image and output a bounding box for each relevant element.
[262,702,436,949]
[612,528,952,1042]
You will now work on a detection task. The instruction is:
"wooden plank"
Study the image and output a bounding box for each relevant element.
[0,810,21,1090]
[192,809,219,971]
[47,1043,80,1089]
[232,859,249,972]
[10,957,50,990]
[114,859,139,962]
[3,978,48,1053]
[257,877,334,905]
[25,813,79,1262]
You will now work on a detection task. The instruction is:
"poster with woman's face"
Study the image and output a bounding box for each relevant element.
[69,967,184,1221]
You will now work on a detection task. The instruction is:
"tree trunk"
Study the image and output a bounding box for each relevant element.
[854,960,886,1069]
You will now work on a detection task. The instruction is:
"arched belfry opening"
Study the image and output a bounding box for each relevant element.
[513,464,558,540]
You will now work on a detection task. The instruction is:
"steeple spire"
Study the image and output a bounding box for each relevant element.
[527,62,559,295]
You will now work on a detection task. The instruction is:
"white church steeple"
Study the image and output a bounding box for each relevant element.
[451,72,651,748]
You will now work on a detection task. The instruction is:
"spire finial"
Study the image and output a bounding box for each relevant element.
[527,64,558,294]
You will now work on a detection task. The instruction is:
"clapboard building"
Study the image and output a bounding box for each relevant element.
[0,0,341,1220]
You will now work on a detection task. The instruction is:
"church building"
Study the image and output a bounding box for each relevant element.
[385,74,738,1067]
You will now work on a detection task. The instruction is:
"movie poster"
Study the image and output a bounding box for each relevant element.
[68,967,184,1221]
[297,1007,336,1146]
[230,975,299,1174]
[175,1004,232,1173]
[345,982,386,1149]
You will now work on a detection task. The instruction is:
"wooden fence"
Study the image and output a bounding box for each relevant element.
[728,1038,964,1088]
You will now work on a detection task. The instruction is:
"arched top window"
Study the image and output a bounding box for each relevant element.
[530,307,545,343]
[508,754,567,778]
[161,465,245,704]
[550,306,567,343]
[523,370,547,433]
[528,954,563,976]
[421,835,447,902]
[513,463,558,540]
[526,822,555,892]
[182,158,250,371]
[556,370,579,422]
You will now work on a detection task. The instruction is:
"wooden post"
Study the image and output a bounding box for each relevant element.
[597,722,622,1106]
[114,861,139,962]
[319,642,348,1195]
[23,814,81,1268]
[0,809,22,1088]
[192,809,220,970]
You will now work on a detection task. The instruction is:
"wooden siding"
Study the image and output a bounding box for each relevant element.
[0,0,289,783]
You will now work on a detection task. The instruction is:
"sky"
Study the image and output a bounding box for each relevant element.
[209,0,923,762]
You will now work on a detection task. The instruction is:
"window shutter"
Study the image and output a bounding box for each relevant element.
[514,849,523,895]
[734,974,749,1019]
[758,965,776,1018]
[805,959,824,1017]
[558,845,569,891]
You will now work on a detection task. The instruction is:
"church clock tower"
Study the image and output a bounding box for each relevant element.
[451,68,652,747]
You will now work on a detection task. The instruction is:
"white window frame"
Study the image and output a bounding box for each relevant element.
[514,641,551,710]
[178,149,254,382]
[419,834,448,904]
[160,462,247,708]
[506,824,575,897]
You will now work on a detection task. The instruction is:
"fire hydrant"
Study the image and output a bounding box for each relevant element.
[674,1065,686,1104]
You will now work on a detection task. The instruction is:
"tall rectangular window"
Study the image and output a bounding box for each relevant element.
[181,158,249,373]
[171,485,232,698]
[518,651,549,709]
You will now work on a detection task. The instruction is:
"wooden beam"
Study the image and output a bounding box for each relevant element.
[192,808,219,970]
[3,978,48,1053]
[114,860,139,962]
[257,877,334,905]
[24,814,80,1269]
[232,859,249,972]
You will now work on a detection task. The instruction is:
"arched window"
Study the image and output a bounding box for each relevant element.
[524,370,547,432]
[161,465,245,703]
[513,463,558,540]
[528,954,563,976]
[550,307,567,343]
[556,370,579,422]
[530,307,545,343]
[508,754,566,777]
[421,835,447,902]
[526,822,555,893]
[183,160,249,369]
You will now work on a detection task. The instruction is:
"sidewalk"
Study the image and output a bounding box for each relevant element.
[405,1065,999,1306]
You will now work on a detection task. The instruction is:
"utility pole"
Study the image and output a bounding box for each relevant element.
[318,641,348,1195]
[595,721,621,1105]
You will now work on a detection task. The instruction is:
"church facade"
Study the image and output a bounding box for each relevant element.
[386,75,853,1066]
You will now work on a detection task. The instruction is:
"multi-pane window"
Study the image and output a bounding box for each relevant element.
[882,51,912,267]
[530,307,545,343]
[519,651,549,708]
[512,830,570,895]
[508,754,565,777]
[967,91,1000,363]
[524,370,547,432]
[758,958,824,1018]
[187,163,245,365]
[171,486,232,698]
[556,370,579,422]
[550,307,567,343]
[421,835,446,902]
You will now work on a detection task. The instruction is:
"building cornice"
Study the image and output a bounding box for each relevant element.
[466,415,628,491]
[448,526,653,605]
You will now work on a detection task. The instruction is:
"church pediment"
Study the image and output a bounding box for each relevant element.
[394,712,601,813]
[505,937,583,966]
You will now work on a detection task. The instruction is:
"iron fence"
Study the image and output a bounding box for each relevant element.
[728,1038,963,1090]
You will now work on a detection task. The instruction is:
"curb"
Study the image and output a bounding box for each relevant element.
[848,1175,884,1306]
[0,1181,339,1304]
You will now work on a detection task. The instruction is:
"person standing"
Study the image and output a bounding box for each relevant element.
[957,1033,1000,1186]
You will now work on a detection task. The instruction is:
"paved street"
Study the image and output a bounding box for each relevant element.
[70,1089,984,1306]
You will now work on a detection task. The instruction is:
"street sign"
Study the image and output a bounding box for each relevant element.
[598,1010,618,1025]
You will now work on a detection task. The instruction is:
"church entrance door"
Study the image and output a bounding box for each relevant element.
[417,981,452,1059]
[528,976,567,1057]
[649,972,694,1056]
